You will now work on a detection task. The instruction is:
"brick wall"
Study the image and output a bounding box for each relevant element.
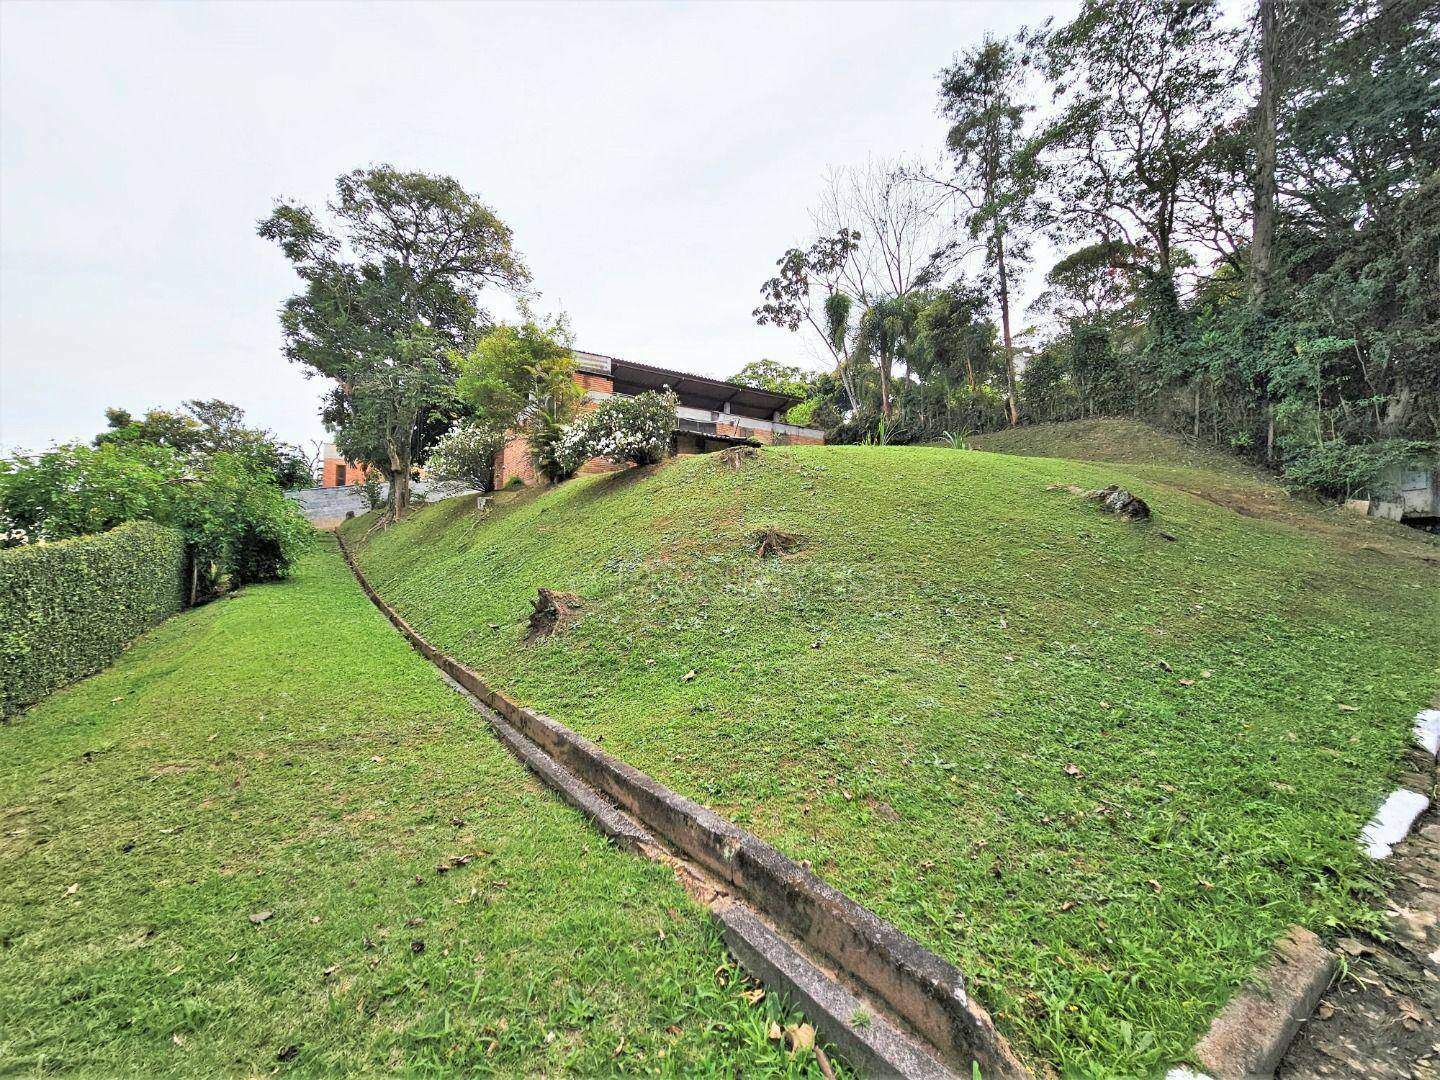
[321,456,367,487]
[575,372,614,394]
[493,435,541,488]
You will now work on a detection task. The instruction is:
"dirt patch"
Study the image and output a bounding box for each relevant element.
[717,445,759,470]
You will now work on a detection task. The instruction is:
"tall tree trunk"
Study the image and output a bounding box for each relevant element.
[1251,0,1279,306]
[995,235,1020,427]
[386,441,412,520]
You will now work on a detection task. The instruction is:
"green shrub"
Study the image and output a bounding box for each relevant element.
[0,521,186,718]
[1281,438,1434,500]
[1,445,312,596]
[175,455,313,591]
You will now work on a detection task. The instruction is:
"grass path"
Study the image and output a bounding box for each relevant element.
[0,539,822,1077]
[344,445,1440,1077]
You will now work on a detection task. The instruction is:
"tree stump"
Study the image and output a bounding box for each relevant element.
[750,528,805,558]
[526,589,581,640]
[718,445,758,470]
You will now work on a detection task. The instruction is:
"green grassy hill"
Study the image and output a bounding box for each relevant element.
[344,444,1440,1077]
[964,416,1255,473]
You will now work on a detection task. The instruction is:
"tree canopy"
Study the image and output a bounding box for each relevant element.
[259,166,529,519]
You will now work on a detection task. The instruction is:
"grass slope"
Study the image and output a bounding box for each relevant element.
[346,446,1440,1077]
[964,417,1257,474]
[0,539,827,1077]
[967,418,1440,565]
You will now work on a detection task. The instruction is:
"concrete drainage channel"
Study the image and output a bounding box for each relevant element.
[336,535,1026,1080]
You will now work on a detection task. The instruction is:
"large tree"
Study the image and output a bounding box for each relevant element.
[937,36,1036,426]
[753,228,863,412]
[1035,0,1242,363]
[259,166,528,520]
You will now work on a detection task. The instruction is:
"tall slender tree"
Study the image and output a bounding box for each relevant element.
[937,36,1036,426]
[1250,0,1279,306]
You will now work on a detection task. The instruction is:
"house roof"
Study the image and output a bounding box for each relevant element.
[573,350,802,415]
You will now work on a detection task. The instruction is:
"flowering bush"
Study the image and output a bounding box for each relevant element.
[568,390,677,468]
[425,420,505,490]
[529,412,588,483]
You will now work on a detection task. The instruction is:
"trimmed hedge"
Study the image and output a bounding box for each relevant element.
[1,521,187,718]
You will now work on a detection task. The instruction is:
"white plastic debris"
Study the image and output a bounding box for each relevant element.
[1165,1069,1214,1080]
[1360,789,1430,859]
[1415,709,1440,758]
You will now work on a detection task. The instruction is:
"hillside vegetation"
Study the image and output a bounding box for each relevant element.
[344,444,1440,1076]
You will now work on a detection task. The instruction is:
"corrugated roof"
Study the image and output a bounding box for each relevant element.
[574,350,801,410]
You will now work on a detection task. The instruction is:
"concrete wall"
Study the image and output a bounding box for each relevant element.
[285,480,479,528]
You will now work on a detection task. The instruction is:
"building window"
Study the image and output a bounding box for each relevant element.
[335,465,347,487]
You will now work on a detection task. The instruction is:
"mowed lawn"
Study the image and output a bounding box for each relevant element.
[0,539,827,1077]
[344,445,1440,1077]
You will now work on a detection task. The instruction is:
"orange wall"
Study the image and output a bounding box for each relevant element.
[321,457,367,487]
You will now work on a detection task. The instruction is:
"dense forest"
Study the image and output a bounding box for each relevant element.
[747,0,1438,498]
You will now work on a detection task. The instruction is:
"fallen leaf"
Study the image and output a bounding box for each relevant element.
[249,910,273,925]
[741,987,765,1005]
[784,1023,816,1054]
[410,940,425,955]
[1064,763,1083,778]
[1157,660,1173,672]
[1316,1001,1335,1020]
[1059,900,1077,912]
[370,755,385,764]
[276,1045,300,1062]
[644,658,656,666]
[680,670,696,682]
[1146,879,1162,894]
[1199,879,1214,890]
[612,1037,625,1057]
[1337,704,1359,713]
[1178,678,1195,687]
[65,882,79,896]
[666,1025,683,1037]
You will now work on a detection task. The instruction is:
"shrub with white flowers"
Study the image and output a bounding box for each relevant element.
[425,419,506,490]
[568,390,677,468]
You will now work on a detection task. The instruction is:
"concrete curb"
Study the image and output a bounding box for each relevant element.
[337,533,1027,1079]
[1172,706,1440,1079]
[1190,926,1335,1079]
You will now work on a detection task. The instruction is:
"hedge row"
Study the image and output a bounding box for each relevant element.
[1,521,187,718]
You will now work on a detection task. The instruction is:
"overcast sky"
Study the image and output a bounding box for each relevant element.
[0,0,1076,453]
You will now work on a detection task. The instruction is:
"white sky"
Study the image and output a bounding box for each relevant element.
[0,0,1077,453]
